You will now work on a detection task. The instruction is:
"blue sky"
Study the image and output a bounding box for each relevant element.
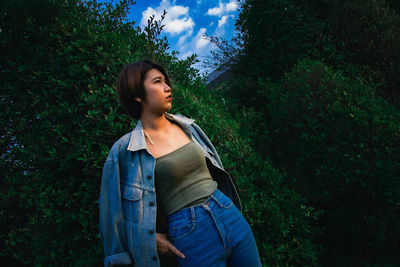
[101,0,240,73]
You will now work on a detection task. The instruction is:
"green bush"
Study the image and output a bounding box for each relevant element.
[1,0,143,265]
[325,0,400,107]
[264,59,400,265]
[209,1,400,263]
[216,0,400,111]
[217,0,333,110]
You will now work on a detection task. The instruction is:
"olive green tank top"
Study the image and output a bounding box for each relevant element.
[155,139,218,216]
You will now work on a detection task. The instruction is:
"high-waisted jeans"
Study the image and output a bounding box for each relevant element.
[167,189,262,267]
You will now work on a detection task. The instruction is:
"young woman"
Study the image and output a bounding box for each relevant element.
[99,60,261,267]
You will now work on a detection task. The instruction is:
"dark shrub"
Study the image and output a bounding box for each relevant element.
[265,59,400,265]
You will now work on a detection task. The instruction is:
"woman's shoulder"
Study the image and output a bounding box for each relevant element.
[113,131,132,148]
[106,131,132,161]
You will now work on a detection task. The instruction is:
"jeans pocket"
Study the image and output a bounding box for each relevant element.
[168,218,195,241]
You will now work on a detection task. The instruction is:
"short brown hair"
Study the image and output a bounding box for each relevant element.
[115,60,171,119]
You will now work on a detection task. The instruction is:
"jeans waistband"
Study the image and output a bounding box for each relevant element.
[167,189,226,222]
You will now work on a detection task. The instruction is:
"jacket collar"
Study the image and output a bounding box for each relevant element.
[127,112,195,152]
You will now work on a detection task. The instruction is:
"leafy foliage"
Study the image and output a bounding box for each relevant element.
[265,60,400,265]
[217,0,400,110]
[1,0,142,265]
[324,0,400,107]
[208,0,400,265]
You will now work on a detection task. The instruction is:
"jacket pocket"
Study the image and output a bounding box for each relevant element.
[122,184,144,223]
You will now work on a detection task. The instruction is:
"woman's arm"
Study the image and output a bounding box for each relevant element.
[99,157,133,267]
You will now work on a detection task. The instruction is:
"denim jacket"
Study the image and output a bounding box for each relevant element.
[99,112,242,267]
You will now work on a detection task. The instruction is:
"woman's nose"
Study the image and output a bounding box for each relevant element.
[164,82,171,91]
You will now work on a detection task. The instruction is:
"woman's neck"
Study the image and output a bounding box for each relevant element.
[140,112,171,132]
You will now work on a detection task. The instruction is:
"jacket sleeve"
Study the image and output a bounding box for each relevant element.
[99,156,133,267]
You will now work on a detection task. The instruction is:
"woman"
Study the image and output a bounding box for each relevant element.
[99,60,261,267]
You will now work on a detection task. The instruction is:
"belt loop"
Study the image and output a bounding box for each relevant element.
[190,207,196,223]
[205,198,211,208]
[210,190,223,208]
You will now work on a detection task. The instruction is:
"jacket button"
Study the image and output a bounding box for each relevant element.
[147,175,152,179]
[149,229,154,234]
[152,256,157,261]
[149,201,154,206]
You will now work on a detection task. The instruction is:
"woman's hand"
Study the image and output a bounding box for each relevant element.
[156,233,186,259]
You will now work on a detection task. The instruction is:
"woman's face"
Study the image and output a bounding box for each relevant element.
[140,68,172,115]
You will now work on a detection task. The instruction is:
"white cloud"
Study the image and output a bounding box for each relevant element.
[140,0,195,36]
[177,30,192,46]
[207,0,238,17]
[213,15,234,36]
[177,28,211,60]
[194,28,209,50]
[217,15,229,28]
[167,16,194,35]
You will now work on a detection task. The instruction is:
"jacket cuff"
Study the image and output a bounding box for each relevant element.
[104,252,132,267]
